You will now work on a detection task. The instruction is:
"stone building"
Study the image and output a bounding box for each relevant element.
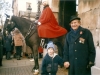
[78,0,100,74]
[12,0,38,20]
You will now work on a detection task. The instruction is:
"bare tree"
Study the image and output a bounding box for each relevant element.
[0,0,12,28]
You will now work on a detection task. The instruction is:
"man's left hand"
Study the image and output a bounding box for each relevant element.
[87,61,94,68]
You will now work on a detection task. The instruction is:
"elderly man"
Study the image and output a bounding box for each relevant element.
[63,15,96,75]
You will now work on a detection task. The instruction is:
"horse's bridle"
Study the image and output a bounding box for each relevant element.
[24,22,37,39]
[6,18,37,39]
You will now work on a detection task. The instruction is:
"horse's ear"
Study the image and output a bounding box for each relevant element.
[5,14,10,18]
[5,14,12,20]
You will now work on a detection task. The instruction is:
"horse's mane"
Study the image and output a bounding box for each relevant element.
[19,17,32,22]
[12,16,32,25]
[11,15,36,36]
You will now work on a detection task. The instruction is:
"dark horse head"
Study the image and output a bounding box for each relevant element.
[4,15,40,72]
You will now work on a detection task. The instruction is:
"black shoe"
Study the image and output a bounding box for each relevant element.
[17,58,21,60]
[17,57,21,60]
[7,58,12,60]
[17,55,21,60]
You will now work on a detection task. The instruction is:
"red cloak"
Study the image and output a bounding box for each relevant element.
[38,46,43,53]
[38,6,67,38]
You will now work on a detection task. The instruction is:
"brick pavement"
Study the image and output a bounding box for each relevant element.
[0,56,68,75]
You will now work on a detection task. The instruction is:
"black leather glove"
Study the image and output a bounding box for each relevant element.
[87,61,94,68]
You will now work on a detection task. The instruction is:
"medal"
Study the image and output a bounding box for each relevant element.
[79,37,85,44]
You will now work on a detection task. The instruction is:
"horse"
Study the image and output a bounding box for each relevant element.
[3,15,65,73]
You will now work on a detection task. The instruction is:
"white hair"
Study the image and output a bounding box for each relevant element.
[42,0,49,4]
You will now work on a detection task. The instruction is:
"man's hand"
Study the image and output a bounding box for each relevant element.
[38,22,41,25]
[87,61,94,68]
[64,62,70,68]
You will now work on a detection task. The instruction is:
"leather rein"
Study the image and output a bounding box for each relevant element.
[24,22,37,39]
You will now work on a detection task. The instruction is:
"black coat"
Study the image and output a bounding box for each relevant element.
[5,34,12,51]
[0,32,3,58]
[41,53,63,75]
[63,27,96,75]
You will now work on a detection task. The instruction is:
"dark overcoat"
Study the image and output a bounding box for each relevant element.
[5,34,12,51]
[63,27,96,75]
[0,32,3,59]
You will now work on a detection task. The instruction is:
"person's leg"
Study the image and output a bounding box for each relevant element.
[7,51,11,60]
[8,51,11,59]
[17,46,22,60]
[15,46,20,60]
[39,53,42,58]
[0,58,2,66]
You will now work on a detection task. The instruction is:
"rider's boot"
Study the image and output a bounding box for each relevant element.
[40,39,45,47]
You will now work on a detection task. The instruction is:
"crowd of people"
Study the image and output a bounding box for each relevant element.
[0,0,96,75]
[0,27,42,65]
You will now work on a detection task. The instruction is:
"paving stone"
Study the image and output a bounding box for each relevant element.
[0,57,68,75]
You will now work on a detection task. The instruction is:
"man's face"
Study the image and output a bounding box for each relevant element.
[70,20,81,30]
[42,1,48,6]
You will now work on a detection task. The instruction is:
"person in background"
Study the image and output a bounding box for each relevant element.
[63,15,96,75]
[13,28,23,60]
[37,0,67,46]
[5,31,12,60]
[41,41,63,75]
[0,29,3,66]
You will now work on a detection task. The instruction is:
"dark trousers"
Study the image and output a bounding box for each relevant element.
[0,44,3,66]
[6,51,11,60]
[15,46,22,57]
[0,58,2,66]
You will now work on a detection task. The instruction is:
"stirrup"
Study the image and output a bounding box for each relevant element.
[40,39,45,48]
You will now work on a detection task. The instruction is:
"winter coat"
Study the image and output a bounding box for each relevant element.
[38,5,67,38]
[13,33,23,46]
[5,34,12,51]
[63,26,96,75]
[0,32,3,58]
[41,53,63,75]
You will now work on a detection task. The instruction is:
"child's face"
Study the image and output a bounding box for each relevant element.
[47,47,54,56]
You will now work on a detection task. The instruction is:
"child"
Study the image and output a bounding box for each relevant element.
[41,41,63,75]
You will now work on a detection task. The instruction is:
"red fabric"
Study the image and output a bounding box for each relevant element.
[38,46,43,53]
[38,6,67,38]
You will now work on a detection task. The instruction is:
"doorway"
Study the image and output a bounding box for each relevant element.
[59,0,77,31]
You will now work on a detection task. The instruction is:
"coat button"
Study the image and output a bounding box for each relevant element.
[75,50,77,51]
[75,58,77,59]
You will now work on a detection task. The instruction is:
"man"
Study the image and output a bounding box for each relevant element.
[37,0,67,39]
[13,28,23,60]
[5,32,12,60]
[0,29,3,66]
[63,15,96,75]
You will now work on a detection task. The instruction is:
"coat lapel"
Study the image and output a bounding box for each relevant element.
[69,27,85,43]
[74,27,85,42]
